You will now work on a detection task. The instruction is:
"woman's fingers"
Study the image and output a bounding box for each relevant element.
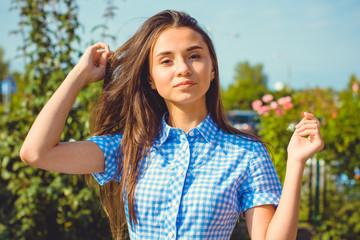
[304,112,321,127]
[86,43,111,62]
[296,128,318,137]
[92,42,110,52]
[303,111,316,119]
[86,43,111,69]
[295,112,321,137]
[296,119,318,127]
[73,42,112,84]
[296,113,320,128]
[295,120,318,131]
[98,50,111,70]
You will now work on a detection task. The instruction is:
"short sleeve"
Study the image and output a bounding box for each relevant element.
[240,142,282,217]
[86,134,123,185]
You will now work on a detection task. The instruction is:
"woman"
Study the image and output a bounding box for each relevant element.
[20,10,324,240]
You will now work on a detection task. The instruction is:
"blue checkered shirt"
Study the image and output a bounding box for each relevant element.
[88,114,282,239]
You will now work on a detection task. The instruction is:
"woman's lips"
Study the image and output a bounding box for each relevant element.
[174,80,196,88]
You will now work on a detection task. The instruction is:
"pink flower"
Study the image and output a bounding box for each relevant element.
[278,96,292,105]
[275,107,283,116]
[283,102,293,110]
[270,101,278,109]
[258,105,271,115]
[353,82,359,94]
[252,100,263,111]
[262,94,274,103]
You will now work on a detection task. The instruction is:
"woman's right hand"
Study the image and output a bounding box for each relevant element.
[73,42,112,86]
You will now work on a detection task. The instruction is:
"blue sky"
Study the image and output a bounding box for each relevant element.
[1,0,359,91]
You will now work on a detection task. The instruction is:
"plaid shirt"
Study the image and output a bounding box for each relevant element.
[88,114,282,239]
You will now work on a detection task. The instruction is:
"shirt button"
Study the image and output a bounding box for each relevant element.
[189,131,194,137]
[177,169,185,175]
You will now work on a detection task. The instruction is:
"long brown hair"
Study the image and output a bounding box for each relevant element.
[89,10,262,239]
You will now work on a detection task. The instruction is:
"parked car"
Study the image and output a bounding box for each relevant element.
[226,110,260,135]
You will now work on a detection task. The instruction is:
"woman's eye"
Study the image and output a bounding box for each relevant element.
[161,59,171,65]
[190,54,200,59]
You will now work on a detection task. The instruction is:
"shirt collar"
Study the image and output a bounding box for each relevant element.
[154,113,219,147]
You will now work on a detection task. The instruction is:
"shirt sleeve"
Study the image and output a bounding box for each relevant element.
[86,134,123,185]
[240,141,282,217]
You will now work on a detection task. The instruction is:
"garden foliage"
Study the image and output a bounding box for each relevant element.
[0,0,110,239]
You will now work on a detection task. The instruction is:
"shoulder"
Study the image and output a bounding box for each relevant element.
[87,133,123,150]
[88,133,123,141]
[219,129,263,151]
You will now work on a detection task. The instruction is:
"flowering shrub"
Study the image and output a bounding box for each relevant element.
[252,94,293,116]
[251,91,336,183]
[251,94,296,183]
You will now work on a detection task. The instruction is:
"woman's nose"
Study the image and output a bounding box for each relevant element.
[175,58,192,77]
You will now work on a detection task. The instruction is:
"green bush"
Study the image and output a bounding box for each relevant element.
[0,0,112,239]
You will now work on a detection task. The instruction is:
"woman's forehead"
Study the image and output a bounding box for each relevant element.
[151,27,207,55]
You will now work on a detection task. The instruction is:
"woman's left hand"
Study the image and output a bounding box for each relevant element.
[287,112,324,163]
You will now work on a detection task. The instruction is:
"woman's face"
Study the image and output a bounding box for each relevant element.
[149,27,214,111]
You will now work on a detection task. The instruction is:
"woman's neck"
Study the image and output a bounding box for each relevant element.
[166,103,208,133]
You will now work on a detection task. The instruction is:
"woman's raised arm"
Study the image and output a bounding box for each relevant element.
[245,112,324,240]
[20,42,111,174]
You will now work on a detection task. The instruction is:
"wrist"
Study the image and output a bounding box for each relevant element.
[286,157,306,170]
[68,65,89,88]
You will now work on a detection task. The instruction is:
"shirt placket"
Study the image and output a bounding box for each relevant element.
[164,133,191,239]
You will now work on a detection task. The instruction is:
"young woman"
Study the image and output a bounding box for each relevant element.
[20,10,324,240]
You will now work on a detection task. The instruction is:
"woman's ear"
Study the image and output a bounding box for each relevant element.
[211,69,215,81]
[149,77,156,90]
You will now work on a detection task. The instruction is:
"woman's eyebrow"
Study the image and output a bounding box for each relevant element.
[186,45,203,51]
[155,45,204,57]
[156,51,172,57]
